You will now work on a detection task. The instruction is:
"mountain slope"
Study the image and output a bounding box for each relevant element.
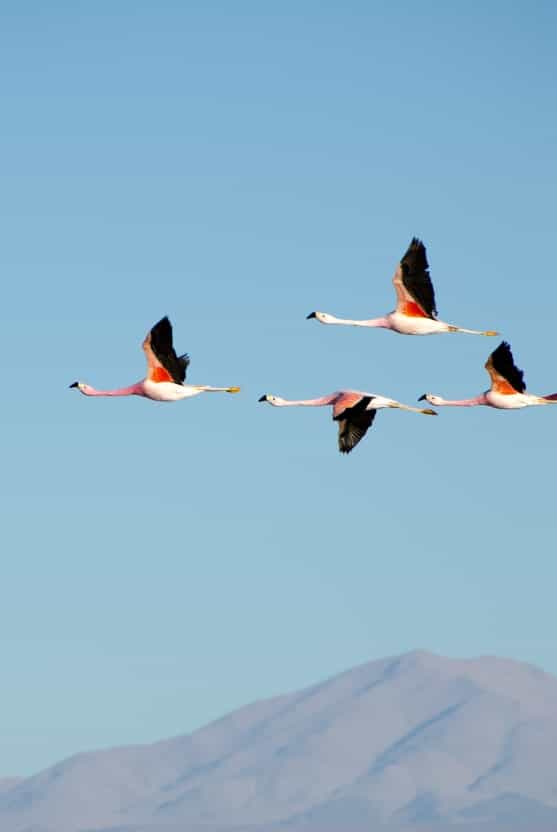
[2,650,557,831]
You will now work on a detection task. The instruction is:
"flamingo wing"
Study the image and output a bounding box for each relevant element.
[392,238,437,319]
[142,316,190,384]
[485,341,526,394]
[333,395,376,454]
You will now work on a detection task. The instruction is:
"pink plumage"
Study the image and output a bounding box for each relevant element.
[259,390,436,454]
[70,317,240,403]
[420,342,557,412]
[307,238,498,337]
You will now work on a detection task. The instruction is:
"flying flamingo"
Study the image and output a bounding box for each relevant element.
[70,316,240,402]
[307,238,498,336]
[419,341,557,410]
[258,390,437,454]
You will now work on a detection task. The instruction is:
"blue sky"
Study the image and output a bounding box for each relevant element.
[1,1,556,776]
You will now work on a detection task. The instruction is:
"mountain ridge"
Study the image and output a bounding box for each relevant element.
[3,649,557,831]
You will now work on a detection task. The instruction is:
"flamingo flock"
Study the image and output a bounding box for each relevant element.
[70,239,555,454]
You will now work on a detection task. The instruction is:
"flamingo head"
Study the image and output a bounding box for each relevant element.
[69,381,93,395]
[306,311,334,324]
[419,393,442,406]
[258,394,280,405]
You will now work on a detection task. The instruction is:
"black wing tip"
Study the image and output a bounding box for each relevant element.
[149,316,189,384]
[400,237,436,317]
[489,340,514,364]
[69,381,79,388]
[152,315,172,330]
[409,236,425,249]
[490,340,526,393]
[336,398,375,454]
[403,237,428,262]
[403,237,427,259]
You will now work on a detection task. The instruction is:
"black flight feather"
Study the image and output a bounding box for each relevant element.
[333,396,376,454]
[490,341,526,393]
[150,317,190,384]
[400,238,437,319]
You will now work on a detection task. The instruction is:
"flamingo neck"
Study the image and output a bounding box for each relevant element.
[435,394,487,407]
[273,395,337,407]
[328,315,389,329]
[80,382,145,397]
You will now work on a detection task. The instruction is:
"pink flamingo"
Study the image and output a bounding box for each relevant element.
[70,316,240,402]
[307,238,498,336]
[419,341,557,410]
[258,390,437,454]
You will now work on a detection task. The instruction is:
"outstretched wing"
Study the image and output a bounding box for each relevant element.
[142,317,190,384]
[485,341,526,394]
[333,395,376,454]
[392,238,437,319]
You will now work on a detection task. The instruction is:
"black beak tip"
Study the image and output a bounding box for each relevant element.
[418,394,427,401]
[258,395,267,402]
[69,381,79,389]
[306,312,316,319]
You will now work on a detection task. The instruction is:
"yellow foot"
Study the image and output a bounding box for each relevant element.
[227,386,241,393]
[483,331,499,336]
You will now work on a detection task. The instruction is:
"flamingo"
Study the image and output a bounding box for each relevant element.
[70,316,240,402]
[307,238,498,336]
[258,390,437,454]
[419,341,557,410]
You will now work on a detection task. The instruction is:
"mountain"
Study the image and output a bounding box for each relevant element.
[0,780,22,795]
[2,650,557,832]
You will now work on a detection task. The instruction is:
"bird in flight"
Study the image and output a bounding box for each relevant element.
[259,390,437,454]
[307,238,498,336]
[70,316,240,402]
[419,341,557,410]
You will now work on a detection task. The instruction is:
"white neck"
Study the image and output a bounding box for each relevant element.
[269,395,336,407]
[321,313,389,328]
[432,394,487,407]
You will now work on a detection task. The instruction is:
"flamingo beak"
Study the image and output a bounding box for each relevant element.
[69,382,79,388]
[418,394,427,401]
[258,395,268,402]
[306,312,317,319]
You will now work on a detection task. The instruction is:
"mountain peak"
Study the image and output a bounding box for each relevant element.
[1,652,556,832]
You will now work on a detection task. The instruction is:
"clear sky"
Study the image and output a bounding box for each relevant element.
[1,1,556,776]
